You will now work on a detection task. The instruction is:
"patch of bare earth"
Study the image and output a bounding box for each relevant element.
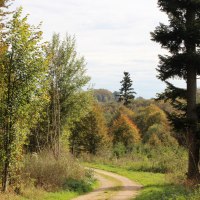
[72,168,142,200]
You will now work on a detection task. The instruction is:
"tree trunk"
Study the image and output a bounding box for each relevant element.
[2,158,9,192]
[186,9,200,181]
[2,62,12,192]
[187,68,200,180]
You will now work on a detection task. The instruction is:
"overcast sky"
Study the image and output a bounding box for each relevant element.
[12,0,184,98]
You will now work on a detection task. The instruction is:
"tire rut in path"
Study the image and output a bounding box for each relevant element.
[72,168,142,200]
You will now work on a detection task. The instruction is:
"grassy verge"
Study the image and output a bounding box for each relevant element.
[24,190,79,200]
[0,177,99,200]
[84,162,199,200]
[28,180,99,200]
[0,190,79,200]
[0,178,99,200]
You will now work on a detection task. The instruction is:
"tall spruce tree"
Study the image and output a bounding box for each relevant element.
[151,0,200,181]
[118,72,136,106]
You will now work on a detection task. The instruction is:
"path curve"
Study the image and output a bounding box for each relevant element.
[72,168,142,200]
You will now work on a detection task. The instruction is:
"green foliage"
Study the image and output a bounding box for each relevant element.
[134,104,176,146]
[134,104,167,132]
[63,178,94,194]
[84,162,200,200]
[28,33,92,153]
[118,71,136,105]
[69,103,109,155]
[39,191,78,200]
[100,101,176,148]
[0,7,47,191]
[82,145,187,175]
[145,124,177,146]
[46,33,91,127]
[112,142,126,158]
[156,82,188,145]
[101,102,121,126]
[151,0,200,179]
[128,97,152,112]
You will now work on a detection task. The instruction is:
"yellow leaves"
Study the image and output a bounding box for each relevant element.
[89,103,109,141]
[111,113,141,146]
[148,133,162,146]
[119,106,135,118]
[70,102,110,155]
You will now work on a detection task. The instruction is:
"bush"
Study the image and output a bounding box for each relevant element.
[23,150,94,192]
[81,144,187,176]
[63,179,92,193]
[113,142,126,158]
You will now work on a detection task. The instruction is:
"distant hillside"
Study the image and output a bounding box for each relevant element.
[93,89,116,102]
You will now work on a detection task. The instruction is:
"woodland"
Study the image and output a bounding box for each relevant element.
[0,0,200,200]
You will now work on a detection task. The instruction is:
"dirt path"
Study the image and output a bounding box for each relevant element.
[72,168,142,200]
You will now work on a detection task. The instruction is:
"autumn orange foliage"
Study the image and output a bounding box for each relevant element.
[111,113,141,148]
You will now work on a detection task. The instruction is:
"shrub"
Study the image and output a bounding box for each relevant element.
[113,142,126,158]
[82,144,187,176]
[23,150,94,191]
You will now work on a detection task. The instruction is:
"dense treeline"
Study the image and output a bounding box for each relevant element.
[71,95,178,157]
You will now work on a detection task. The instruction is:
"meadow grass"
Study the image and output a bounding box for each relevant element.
[0,186,79,200]
[0,180,99,200]
[84,162,199,200]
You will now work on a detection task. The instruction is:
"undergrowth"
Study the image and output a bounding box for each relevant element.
[81,144,200,200]
[84,163,200,200]
[0,150,97,200]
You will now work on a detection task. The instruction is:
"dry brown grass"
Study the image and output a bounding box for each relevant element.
[23,150,86,191]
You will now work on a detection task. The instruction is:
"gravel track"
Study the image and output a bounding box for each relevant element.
[72,168,142,200]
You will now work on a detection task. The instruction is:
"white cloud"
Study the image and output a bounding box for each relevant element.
[12,0,172,98]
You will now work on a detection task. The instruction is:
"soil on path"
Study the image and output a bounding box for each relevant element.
[72,168,142,200]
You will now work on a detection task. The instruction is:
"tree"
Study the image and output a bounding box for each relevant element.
[0,0,13,75]
[156,82,188,145]
[111,113,141,151]
[118,72,136,106]
[134,104,174,144]
[144,124,177,146]
[0,0,12,20]
[28,33,91,156]
[0,0,13,36]
[151,0,200,180]
[0,8,47,191]
[69,103,109,155]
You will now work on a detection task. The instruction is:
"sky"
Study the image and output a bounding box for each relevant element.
[12,0,186,98]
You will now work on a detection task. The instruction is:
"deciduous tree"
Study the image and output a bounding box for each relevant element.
[0,8,47,191]
[29,34,91,156]
[69,103,109,155]
[111,113,141,151]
